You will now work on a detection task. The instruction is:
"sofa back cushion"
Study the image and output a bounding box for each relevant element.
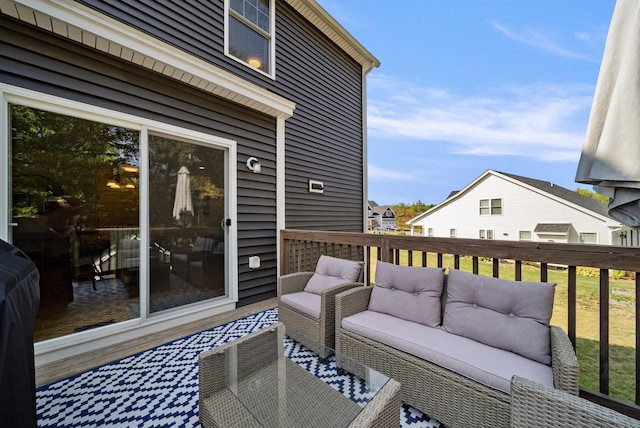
[443,269,555,365]
[368,261,445,327]
[303,255,363,294]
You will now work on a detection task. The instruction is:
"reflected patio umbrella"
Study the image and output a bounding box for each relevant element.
[172,166,193,222]
[575,0,640,227]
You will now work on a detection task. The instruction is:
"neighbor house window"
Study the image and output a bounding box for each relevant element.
[580,232,597,244]
[427,228,433,237]
[450,228,457,238]
[519,231,532,241]
[226,0,274,76]
[479,198,502,215]
[479,229,494,239]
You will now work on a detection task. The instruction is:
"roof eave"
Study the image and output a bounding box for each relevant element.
[285,0,380,73]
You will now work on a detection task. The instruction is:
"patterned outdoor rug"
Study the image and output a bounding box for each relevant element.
[36,308,443,427]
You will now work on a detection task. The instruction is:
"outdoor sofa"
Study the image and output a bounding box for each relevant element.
[278,255,364,358]
[510,376,639,427]
[335,262,580,428]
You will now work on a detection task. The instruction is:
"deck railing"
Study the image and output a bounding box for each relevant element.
[280,229,640,419]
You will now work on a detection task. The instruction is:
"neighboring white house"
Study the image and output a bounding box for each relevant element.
[407,170,638,246]
[368,201,398,230]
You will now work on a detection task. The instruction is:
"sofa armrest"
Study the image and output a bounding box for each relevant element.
[336,286,372,325]
[510,376,638,428]
[549,325,580,395]
[320,282,364,304]
[278,272,314,296]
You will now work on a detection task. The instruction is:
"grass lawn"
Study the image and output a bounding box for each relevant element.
[368,249,637,403]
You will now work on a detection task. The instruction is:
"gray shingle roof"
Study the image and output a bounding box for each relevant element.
[534,223,572,233]
[498,171,610,218]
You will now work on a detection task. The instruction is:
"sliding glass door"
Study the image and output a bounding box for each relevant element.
[148,133,226,313]
[8,102,228,342]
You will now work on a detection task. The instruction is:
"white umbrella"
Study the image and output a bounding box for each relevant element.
[575,0,640,227]
[172,166,193,221]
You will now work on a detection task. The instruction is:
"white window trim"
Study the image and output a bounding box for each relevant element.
[479,198,503,216]
[1,83,239,365]
[519,230,532,241]
[479,229,494,239]
[224,0,277,80]
[580,232,598,244]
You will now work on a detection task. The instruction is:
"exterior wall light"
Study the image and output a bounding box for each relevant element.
[246,157,261,173]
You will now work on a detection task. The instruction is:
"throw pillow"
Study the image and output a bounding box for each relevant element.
[303,255,363,294]
[443,269,556,365]
[368,261,445,327]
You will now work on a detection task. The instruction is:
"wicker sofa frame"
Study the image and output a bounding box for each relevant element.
[510,376,639,428]
[335,286,580,428]
[278,267,363,358]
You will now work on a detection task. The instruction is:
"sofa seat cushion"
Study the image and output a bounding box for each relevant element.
[304,255,363,295]
[341,311,553,394]
[280,292,321,319]
[369,261,445,327]
[443,269,556,365]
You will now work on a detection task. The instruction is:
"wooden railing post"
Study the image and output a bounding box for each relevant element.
[600,269,609,395]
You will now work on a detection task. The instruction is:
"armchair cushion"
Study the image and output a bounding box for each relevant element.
[443,269,556,365]
[279,291,321,319]
[369,261,445,327]
[303,255,363,294]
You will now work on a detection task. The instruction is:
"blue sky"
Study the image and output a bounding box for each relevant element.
[320,1,617,205]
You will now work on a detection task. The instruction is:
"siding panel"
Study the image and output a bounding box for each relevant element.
[75,0,366,232]
[0,16,278,304]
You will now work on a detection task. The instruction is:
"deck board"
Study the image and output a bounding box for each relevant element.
[36,298,278,386]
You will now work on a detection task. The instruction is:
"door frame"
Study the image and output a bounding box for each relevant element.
[1,83,239,364]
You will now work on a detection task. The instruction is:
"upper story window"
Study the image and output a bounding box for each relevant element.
[450,228,457,238]
[479,198,502,216]
[382,209,394,218]
[427,227,434,237]
[226,0,274,77]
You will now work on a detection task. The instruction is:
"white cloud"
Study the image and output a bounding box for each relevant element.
[368,164,414,181]
[367,74,594,163]
[490,21,596,61]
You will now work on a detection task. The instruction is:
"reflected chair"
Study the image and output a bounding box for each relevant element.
[171,236,216,287]
[278,255,364,358]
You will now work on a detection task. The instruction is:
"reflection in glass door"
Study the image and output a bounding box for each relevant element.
[8,103,228,342]
[9,103,141,342]
[148,134,226,313]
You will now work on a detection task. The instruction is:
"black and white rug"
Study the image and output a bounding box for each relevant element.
[36,308,442,427]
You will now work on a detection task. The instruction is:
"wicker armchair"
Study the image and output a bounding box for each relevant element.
[510,376,639,428]
[278,255,363,358]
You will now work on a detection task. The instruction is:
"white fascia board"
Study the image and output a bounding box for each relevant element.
[5,0,295,119]
[284,0,380,73]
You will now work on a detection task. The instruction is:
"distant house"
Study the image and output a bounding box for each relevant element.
[368,201,398,230]
[407,170,637,246]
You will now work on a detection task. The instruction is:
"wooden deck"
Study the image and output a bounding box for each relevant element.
[36,297,277,387]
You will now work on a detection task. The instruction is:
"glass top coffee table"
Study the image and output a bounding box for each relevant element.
[198,321,400,427]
